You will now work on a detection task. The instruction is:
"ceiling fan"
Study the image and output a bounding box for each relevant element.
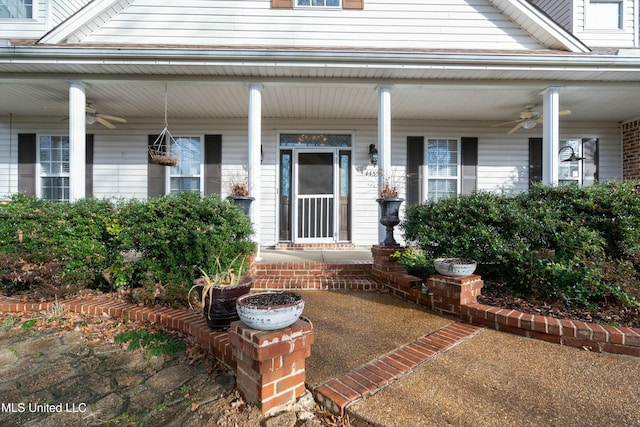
[85,103,127,129]
[493,105,571,135]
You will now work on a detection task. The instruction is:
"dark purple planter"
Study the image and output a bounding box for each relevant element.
[226,195,255,216]
[376,198,404,247]
[202,276,253,330]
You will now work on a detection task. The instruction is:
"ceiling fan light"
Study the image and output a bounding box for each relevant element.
[521,118,537,129]
[86,113,96,125]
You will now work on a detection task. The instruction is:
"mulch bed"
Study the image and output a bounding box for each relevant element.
[478,281,640,329]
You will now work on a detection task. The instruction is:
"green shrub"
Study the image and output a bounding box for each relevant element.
[401,183,640,308]
[0,195,119,295]
[118,192,256,290]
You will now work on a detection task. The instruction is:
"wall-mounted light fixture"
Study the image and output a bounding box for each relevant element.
[559,145,585,162]
[369,144,378,166]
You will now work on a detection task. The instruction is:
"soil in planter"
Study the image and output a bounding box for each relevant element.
[438,258,476,264]
[242,293,301,307]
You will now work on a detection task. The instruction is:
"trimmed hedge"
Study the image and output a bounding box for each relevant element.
[0,193,255,305]
[401,182,640,309]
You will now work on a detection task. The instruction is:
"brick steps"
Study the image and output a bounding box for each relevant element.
[252,277,383,291]
[314,322,483,416]
[252,260,380,291]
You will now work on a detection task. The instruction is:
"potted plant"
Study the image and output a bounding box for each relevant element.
[236,291,305,330]
[189,255,253,330]
[433,258,477,277]
[376,176,404,246]
[226,175,254,216]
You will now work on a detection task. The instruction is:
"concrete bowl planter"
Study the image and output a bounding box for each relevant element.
[236,291,304,330]
[434,258,477,277]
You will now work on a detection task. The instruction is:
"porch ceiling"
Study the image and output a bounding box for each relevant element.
[2,79,639,125]
[2,47,640,124]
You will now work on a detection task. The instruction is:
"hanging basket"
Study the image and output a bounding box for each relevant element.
[148,148,178,166]
[148,85,180,166]
[148,124,179,166]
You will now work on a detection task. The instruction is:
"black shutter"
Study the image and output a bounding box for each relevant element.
[204,135,222,196]
[85,134,94,198]
[582,138,599,185]
[147,135,165,198]
[18,133,37,196]
[406,136,424,205]
[529,138,543,188]
[461,137,478,194]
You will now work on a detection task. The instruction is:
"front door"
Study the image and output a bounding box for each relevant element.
[278,134,351,244]
[296,151,335,242]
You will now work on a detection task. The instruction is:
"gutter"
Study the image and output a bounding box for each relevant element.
[0,45,638,68]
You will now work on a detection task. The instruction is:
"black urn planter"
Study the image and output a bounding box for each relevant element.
[201,276,253,330]
[377,197,404,247]
[226,195,255,216]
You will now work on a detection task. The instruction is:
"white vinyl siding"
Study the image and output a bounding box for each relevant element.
[74,0,547,50]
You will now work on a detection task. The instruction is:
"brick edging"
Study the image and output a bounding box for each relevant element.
[462,302,640,357]
[371,246,640,358]
[314,322,482,416]
[0,296,236,368]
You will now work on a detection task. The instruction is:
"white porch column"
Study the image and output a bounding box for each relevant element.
[377,84,393,244]
[68,80,86,202]
[541,87,562,186]
[248,82,262,260]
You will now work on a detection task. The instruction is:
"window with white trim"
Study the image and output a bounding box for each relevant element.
[0,0,33,19]
[168,136,202,194]
[296,0,340,7]
[586,1,623,30]
[425,138,459,201]
[39,135,70,202]
[558,139,582,186]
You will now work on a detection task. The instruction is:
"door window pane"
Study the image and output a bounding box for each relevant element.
[298,152,333,194]
[280,134,351,147]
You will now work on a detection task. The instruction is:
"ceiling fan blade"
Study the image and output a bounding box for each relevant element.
[519,111,533,119]
[507,123,523,135]
[85,105,97,114]
[96,113,127,123]
[559,109,572,116]
[492,119,521,127]
[96,116,117,129]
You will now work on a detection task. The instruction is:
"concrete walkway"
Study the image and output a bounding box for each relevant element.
[299,290,640,427]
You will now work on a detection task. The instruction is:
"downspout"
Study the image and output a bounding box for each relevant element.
[8,113,12,195]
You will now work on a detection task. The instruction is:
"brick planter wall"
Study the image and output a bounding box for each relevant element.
[373,247,640,358]
[622,119,640,181]
[228,318,314,415]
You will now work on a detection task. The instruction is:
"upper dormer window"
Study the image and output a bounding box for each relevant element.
[296,0,341,7]
[0,0,32,19]
[586,1,623,30]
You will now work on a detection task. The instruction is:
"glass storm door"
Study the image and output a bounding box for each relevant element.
[295,152,335,242]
